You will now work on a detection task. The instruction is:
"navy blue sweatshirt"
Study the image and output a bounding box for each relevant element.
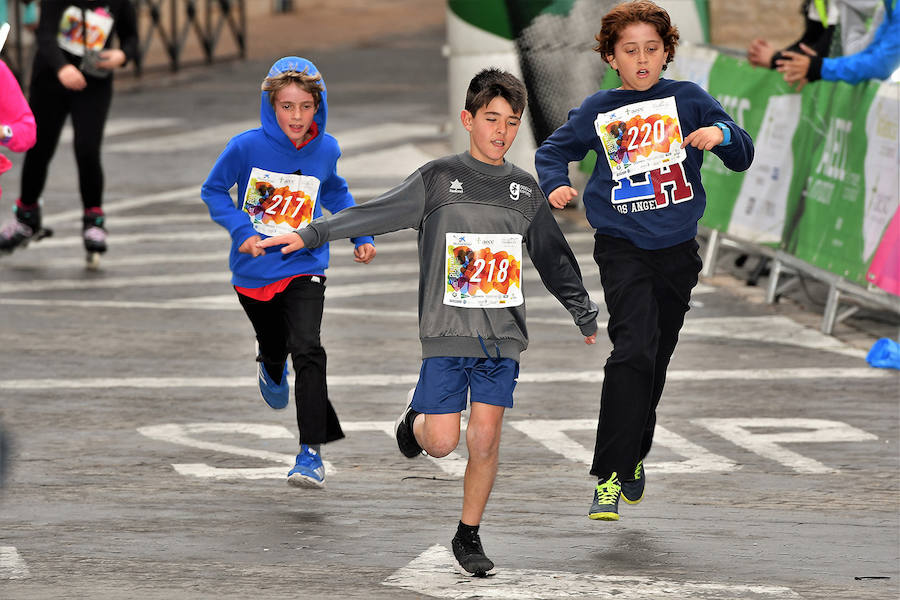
[536,78,754,250]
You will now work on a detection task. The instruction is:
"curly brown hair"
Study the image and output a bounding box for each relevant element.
[593,0,679,65]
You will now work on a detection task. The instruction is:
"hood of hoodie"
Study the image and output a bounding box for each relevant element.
[260,56,328,155]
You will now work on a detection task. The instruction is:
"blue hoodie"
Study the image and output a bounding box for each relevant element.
[201,57,373,288]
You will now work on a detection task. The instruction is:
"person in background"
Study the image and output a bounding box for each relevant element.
[777,0,900,87]
[0,0,137,267]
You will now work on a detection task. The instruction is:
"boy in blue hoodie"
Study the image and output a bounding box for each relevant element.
[535,1,754,521]
[201,56,375,489]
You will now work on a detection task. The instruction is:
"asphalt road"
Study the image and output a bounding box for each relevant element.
[1,25,898,600]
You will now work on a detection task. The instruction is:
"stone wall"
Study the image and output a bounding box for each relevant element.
[708,0,805,52]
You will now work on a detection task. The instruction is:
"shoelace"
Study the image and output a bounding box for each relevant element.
[631,461,643,481]
[83,226,107,243]
[595,476,620,504]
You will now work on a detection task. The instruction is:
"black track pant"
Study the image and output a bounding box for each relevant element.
[589,234,702,479]
[20,70,112,210]
[237,276,345,445]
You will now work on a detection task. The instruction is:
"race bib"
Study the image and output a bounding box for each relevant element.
[57,6,114,56]
[444,233,523,308]
[594,96,686,181]
[243,168,320,236]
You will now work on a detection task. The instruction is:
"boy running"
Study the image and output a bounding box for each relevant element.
[202,57,375,489]
[535,0,754,521]
[259,68,599,576]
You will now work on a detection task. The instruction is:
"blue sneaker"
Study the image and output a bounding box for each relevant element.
[257,359,289,409]
[288,444,325,489]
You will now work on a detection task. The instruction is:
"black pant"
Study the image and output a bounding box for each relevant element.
[589,234,702,479]
[237,276,344,445]
[20,70,113,210]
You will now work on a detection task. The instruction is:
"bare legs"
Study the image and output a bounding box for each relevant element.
[412,402,505,525]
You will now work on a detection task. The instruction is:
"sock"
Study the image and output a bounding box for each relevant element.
[457,520,479,538]
[15,198,38,211]
[405,407,421,429]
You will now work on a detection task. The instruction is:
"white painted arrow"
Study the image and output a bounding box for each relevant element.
[382,545,800,599]
[0,546,30,579]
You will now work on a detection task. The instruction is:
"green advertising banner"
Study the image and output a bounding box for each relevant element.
[782,81,881,283]
[699,54,792,231]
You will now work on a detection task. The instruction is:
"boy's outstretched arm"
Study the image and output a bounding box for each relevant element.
[525,201,600,339]
[258,171,427,254]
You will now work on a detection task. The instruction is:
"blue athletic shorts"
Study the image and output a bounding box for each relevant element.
[411,356,519,414]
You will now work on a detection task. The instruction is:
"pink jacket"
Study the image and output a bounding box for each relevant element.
[0,59,35,197]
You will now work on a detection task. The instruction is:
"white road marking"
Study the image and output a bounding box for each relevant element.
[695,418,879,473]
[382,545,801,599]
[105,121,443,154]
[138,421,465,479]
[137,423,336,479]
[510,420,738,473]
[59,117,183,145]
[0,546,30,580]
[1,367,890,392]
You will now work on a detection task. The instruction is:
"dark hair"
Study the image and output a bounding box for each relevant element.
[464,68,527,116]
[594,0,679,64]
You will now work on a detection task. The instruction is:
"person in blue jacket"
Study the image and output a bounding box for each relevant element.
[201,56,375,489]
[777,0,900,87]
[535,0,754,521]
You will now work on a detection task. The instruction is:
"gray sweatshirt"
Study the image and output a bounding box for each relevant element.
[298,152,599,361]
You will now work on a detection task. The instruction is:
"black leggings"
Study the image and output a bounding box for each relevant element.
[20,70,113,210]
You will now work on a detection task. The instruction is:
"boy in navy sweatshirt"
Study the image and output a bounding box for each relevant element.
[201,56,375,489]
[535,0,754,521]
[260,68,599,577]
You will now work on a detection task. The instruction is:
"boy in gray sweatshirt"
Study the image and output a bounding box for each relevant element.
[259,68,599,577]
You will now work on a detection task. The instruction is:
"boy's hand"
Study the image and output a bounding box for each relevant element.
[256,232,305,254]
[684,126,724,151]
[354,243,376,264]
[238,234,264,257]
[548,185,578,209]
[584,333,597,345]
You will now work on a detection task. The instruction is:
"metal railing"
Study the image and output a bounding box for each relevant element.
[0,0,246,83]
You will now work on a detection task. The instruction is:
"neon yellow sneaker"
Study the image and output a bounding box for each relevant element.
[589,473,621,521]
[621,460,645,505]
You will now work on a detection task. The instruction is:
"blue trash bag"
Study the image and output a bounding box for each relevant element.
[866,338,900,370]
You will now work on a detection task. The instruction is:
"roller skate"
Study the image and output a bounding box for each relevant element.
[82,211,107,270]
[0,201,53,255]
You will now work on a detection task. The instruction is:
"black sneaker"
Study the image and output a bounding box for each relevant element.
[621,460,645,505]
[451,530,495,577]
[589,472,621,521]
[393,389,423,458]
